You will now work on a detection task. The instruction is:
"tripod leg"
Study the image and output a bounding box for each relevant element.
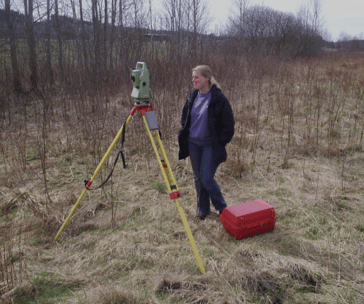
[53,113,134,242]
[142,116,206,275]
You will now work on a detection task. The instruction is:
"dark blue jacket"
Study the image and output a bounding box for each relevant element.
[178,85,235,165]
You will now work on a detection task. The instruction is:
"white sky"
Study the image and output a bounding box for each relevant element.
[209,0,364,41]
[8,0,363,42]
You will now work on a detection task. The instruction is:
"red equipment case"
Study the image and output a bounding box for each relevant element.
[220,199,276,240]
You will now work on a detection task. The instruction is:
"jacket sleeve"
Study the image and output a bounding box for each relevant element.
[218,96,235,145]
[181,99,189,129]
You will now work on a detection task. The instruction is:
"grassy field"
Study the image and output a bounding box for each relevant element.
[1,51,364,303]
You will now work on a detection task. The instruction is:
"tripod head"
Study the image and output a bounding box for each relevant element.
[131,62,153,105]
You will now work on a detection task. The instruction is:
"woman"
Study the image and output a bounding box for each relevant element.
[178,65,234,220]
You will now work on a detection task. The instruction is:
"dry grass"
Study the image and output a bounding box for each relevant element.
[1,52,364,303]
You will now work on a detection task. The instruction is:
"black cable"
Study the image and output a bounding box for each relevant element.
[85,121,127,191]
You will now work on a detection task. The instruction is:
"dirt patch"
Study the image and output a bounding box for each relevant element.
[70,222,97,237]
[154,279,209,303]
[289,264,322,293]
[156,279,208,293]
[242,273,287,303]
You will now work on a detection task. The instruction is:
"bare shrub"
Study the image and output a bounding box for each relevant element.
[26,198,58,236]
[0,215,27,297]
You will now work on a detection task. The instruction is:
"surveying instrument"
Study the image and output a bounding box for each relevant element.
[53,62,206,275]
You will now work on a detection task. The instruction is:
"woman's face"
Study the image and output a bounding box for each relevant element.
[192,70,209,92]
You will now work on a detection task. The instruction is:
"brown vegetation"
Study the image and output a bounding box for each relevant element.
[1,51,364,303]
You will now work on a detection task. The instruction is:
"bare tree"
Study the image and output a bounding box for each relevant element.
[131,0,145,28]
[228,0,249,36]
[104,0,108,73]
[146,0,158,59]
[92,0,103,85]
[147,0,154,32]
[78,0,89,76]
[5,0,22,93]
[338,31,351,42]
[295,0,324,56]
[45,0,54,86]
[24,0,38,90]
[109,0,117,71]
[116,0,131,78]
[162,0,185,59]
[119,0,131,28]
[310,0,324,36]
[163,0,184,34]
[185,0,211,57]
[54,0,64,83]
[70,0,82,70]
[226,1,324,58]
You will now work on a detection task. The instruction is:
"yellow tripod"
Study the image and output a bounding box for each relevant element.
[53,102,206,275]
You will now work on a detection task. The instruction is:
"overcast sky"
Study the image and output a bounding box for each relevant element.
[8,0,363,42]
[209,0,364,41]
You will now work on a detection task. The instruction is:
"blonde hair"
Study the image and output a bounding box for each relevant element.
[192,65,220,89]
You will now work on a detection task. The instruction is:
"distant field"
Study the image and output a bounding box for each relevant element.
[1,51,364,303]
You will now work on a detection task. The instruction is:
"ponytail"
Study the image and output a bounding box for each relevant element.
[209,76,220,89]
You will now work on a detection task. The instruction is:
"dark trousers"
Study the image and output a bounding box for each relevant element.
[189,139,227,215]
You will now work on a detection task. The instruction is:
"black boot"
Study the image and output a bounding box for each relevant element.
[197,211,210,220]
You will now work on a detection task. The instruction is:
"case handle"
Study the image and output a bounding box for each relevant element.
[246,219,271,229]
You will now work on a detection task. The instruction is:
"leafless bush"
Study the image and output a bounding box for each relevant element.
[0,215,27,298]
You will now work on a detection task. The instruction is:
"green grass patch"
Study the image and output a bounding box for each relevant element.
[274,187,292,198]
[355,224,364,232]
[152,181,166,194]
[202,247,214,258]
[13,272,84,303]
[27,149,38,161]
[276,175,287,183]
[305,226,322,240]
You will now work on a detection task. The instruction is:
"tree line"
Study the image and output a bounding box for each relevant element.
[226,0,325,58]
[1,0,326,96]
